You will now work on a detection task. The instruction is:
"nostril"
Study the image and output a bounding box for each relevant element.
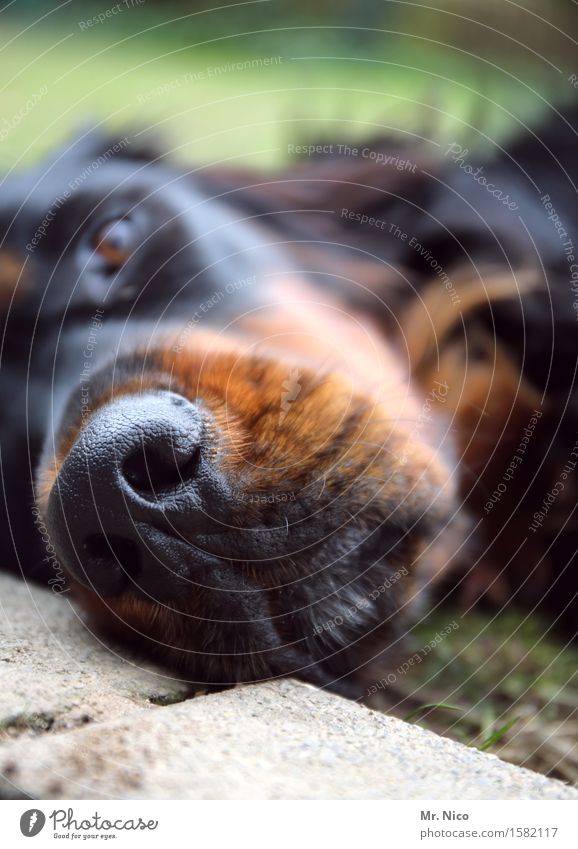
[82,534,141,585]
[122,443,201,496]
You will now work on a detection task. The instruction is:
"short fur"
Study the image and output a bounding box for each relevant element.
[1,108,577,695]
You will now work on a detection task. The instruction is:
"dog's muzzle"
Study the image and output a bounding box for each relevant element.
[46,391,228,599]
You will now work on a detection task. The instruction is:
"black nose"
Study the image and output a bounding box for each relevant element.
[46,391,216,598]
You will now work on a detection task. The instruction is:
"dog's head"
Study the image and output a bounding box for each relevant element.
[2,131,459,693]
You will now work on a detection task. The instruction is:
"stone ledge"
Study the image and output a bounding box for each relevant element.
[1,573,576,800]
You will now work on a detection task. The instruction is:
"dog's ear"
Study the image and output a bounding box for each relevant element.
[49,124,169,166]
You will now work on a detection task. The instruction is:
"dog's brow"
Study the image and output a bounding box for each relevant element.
[0,250,28,304]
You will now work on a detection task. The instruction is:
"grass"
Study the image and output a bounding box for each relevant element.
[0,19,569,173]
[370,609,578,784]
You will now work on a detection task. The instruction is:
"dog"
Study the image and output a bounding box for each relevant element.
[1,108,577,697]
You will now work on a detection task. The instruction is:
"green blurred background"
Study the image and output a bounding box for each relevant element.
[1,0,577,782]
[1,0,577,171]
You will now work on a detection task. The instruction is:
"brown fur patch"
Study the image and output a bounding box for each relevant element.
[0,251,27,305]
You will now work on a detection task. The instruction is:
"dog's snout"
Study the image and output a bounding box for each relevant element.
[46,391,210,597]
[122,440,201,497]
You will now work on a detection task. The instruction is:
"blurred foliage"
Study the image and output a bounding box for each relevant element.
[0,0,576,170]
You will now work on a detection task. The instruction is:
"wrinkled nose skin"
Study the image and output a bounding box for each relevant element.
[46,391,225,599]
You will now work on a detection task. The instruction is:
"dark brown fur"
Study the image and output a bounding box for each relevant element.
[2,108,576,695]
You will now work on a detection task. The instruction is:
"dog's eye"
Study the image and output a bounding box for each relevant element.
[92,218,135,267]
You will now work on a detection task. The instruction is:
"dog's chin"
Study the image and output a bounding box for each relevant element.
[61,504,410,689]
